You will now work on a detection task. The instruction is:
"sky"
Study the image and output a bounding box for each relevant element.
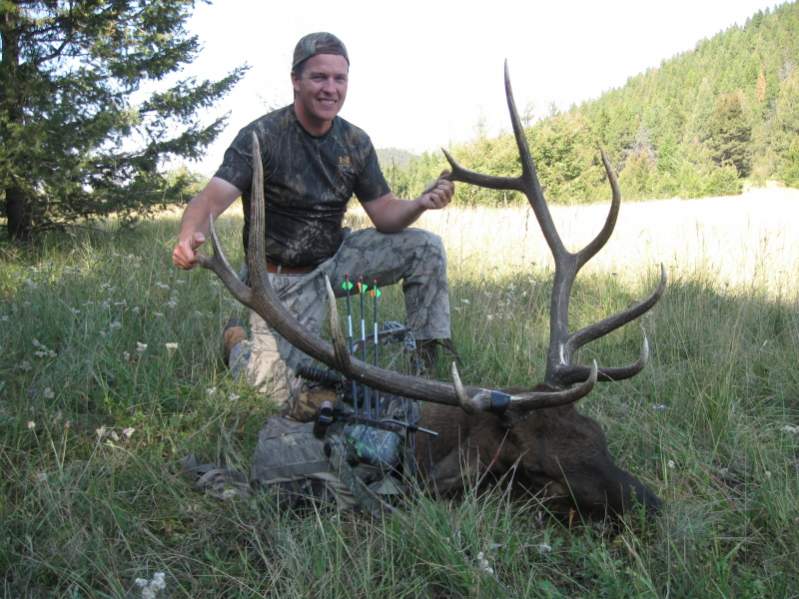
[182,0,784,177]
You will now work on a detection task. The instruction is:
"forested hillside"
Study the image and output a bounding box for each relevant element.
[388,2,799,204]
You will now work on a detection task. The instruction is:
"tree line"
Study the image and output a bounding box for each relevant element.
[385,2,799,205]
[3,2,797,241]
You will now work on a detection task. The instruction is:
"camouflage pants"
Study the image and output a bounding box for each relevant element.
[229,227,451,409]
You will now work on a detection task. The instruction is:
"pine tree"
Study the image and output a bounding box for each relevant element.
[0,1,244,240]
[705,91,752,177]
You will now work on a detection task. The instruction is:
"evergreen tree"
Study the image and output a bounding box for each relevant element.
[774,69,799,184]
[0,1,244,240]
[705,91,753,177]
[391,2,799,203]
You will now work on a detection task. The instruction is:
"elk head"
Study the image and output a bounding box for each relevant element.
[197,62,666,519]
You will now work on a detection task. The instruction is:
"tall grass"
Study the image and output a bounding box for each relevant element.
[2,191,798,597]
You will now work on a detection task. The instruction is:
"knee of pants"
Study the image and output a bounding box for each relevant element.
[406,229,447,265]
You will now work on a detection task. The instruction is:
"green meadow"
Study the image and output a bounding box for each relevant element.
[2,192,798,597]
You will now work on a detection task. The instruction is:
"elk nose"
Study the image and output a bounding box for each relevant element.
[637,484,662,515]
[614,469,662,516]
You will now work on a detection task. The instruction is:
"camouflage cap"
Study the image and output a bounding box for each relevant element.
[292,32,349,71]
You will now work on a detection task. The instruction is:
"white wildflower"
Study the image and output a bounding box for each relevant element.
[47,350,56,358]
[206,387,217,396]
[122,427,135,439]
[99,282,112,291]
[486,314,494,321]
[132,306,141,314]
[95,426,106,439]
[653,404,668,412]
[0,315,8,321]
[43,387,54,399]
[193,310,203,318]
[32,338,45,349]
[461,298,470,304]
[27,420,36,430]
[155,281,170,290]
[109,320,122,330]
[781,424,799,434]
[134,572,166,598]
[114,300,127,307]
[176,279,186,285]
[70,307,81,316]
[109,430,120,442]
[123,351,131,361]
[667,460,676,469]
[165,342,178,354]
[34,351,49,358]
[166,300,177,309]
[19,360,32,371]
[475,551,494,576]
[537,543,552,555]
[151,572,165,590]
[35,471,48,482]
[153,312,164,318]
[100,300,111,310]
[228,393,240,401]
[136,342,148,353]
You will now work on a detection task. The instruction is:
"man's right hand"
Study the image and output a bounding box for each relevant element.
[172,232,206,270]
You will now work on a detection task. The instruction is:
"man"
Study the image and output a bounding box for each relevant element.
[172,32,455,419]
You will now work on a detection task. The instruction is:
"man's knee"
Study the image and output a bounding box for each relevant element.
[404,228,445,255]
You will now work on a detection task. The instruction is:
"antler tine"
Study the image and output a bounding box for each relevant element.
[247,132,270,299]
[565,264,667,357]
[323,275,352,372]
[504,61,566,258]
[509,360,598,408]
[196,214,253,306]
[560,333,651,385]
[441,148,524,192]
[574,149,621,270]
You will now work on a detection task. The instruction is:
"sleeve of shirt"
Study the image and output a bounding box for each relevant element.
[353,141,391,204]
[212,127,256,194]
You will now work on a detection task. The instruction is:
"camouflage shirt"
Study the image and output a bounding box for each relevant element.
[214,105,390,267]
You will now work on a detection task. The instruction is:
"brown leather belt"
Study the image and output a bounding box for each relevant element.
[266,260,314,275]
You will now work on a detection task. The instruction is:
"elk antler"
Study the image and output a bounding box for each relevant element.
[196,131,598,414]
[442,62,667,389]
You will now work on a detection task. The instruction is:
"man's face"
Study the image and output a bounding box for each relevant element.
[292,54,349,133]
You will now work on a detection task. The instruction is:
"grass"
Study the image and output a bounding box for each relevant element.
[2,193,799,597]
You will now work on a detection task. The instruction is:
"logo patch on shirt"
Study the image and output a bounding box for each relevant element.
[338,156,352,170]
